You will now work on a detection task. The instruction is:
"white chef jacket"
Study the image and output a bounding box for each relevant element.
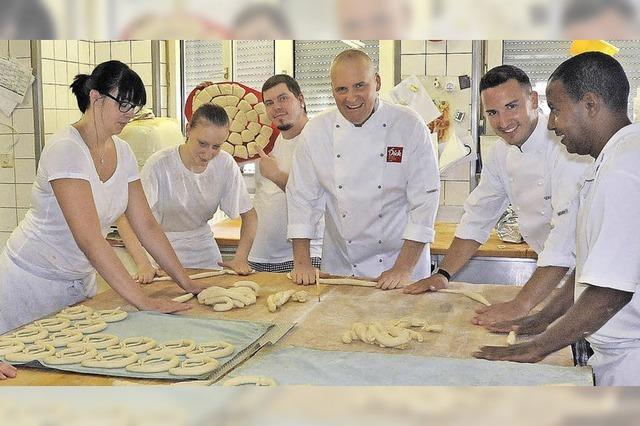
[574,123,640,385]
[287,100,440,280]
[0,126,138,332]
[249,133,323,263]
[141,146,252,269]
[455,112,591,267]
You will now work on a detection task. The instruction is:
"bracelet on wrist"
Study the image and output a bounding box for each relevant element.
[433,267,451,282]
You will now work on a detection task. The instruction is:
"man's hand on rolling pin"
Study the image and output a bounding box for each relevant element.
[218,259,253,275]
[403,274,448,294]
[483,312,550,336]
[473,340,546,364]
[376,268,412,290]
[0,362,17,380]
[472,299,530,327]
[137,297,192,314]
[290,263,317,285]
[134,264,161,284]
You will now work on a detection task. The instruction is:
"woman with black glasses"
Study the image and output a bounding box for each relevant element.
[0,61,212,349]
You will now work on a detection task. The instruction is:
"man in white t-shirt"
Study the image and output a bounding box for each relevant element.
[405,65,590,327]
[475,52,640,385]
[248,75,323,272]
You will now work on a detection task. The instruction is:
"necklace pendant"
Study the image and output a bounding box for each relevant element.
[100,157,104,165]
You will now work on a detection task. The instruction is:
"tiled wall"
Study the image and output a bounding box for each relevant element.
[1,40,170,248]
[400,40,473,222]
[0,40,36,247]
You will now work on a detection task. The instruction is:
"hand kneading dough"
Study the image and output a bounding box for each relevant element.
[234,145,248,159]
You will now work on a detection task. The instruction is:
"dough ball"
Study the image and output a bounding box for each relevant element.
[234,145,249,159]
[241,129,254,143]
[204,84,221,98]
[228,132,243,145]
[221,142,234,155]
[260,126,273,138]
[259,113,271,125]
[247,142,258,157]
[219,83,233,95]
[254,102,266,114]
[255,134,269,149]
[226,95,240,107]
[230,118,246,133]
[211,95,226,106]
[224,106,238,120]
[194,90,212,106]
[246,110,259,123]
[243,92,259,104]
[247,121,261,136]
[237,99,252,113]
[232,85,246,98]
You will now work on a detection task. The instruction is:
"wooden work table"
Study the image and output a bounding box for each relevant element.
[1,271,580,386]
[213,219,537,259]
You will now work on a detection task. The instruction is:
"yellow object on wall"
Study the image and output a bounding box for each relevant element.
[570,40,619,57]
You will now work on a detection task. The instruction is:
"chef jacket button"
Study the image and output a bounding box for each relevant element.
[378,259,383,263]
[380,153,384,157]
[342,214,346,218]
[337,154,341,158]
[383,123,387,127]
[540,211,545,215]
[378,240,382,244]
[353,264,357,268]
[378,214,383,218]
[377,185,382,189]
[338,185,343,189]
[336,124,340,128]
[348,240,352,244]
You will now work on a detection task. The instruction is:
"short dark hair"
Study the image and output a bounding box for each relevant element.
[233,4,292,37]
[70,60,146,113]
[480,65,532,93]
[262,74,306,113]
[549,51,629,112]
[190,103,229,129]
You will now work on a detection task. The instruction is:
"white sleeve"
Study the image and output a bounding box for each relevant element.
[120,141,141,183]
[577,169,640,292]
[286,132,327,239]
[537,149,589,268]
[219,159,253,218]
[402,122,439,243]
[40,139,92,182]
[455,142,510,244]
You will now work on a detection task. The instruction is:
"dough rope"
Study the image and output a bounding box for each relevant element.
[57,305,94,320]
[152,269,240,283]
[42,344,98,365]
[4,343,56,362]
[286,272,377,287]
[222,375,277,387]
[172,293,194,303]
[437,288,491,306]
[126,353,180,373]
[169,357,220,376]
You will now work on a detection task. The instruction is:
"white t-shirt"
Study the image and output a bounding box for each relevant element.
[287,100,440,280]
[5,126,139,281]
[575,123,640,346]
[141,146,252,269]
[249,133,323,263]
[455,113,591,267]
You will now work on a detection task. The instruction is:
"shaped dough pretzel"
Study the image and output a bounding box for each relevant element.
[126,353,180,373]
[81,349,138,369]
[71,319,108,334]
[5,343,55,362]
[0,337,25,356]
[36,329,83,347]
[232,280,261,294]
[169,357,220,376]
[222,375,277,386]
[10,326,49,343]
[148,339,195,356]
[186,341,235,359]
[43,344,98,365]
[57,305,94,320]
[68,333,119,350]
[34,317,71,332]
[109,336,157,353]
[90,307,128,323]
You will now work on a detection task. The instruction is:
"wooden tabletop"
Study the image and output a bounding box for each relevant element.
[213,219,537,259]
[1,271,577,386]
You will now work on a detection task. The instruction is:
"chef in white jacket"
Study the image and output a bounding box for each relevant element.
[287,49,440,289]
[405,65,590,327]
[475,52,640,385]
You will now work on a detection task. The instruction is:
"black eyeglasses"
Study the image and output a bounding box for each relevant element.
[102,92,143,114]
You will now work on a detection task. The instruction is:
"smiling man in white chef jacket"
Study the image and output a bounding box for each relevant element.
[405,65,591,328]
[286,49,440,289]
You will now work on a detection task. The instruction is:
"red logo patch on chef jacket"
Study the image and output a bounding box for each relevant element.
[386,147,403,163]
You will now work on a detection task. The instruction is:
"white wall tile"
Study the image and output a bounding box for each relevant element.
[41,40,54,59]
[12,109,34,134]
[67,62,79,81]
[0,232,10,248]
[9,40,31,58]
[131,41,152,63]
[160,63,167,86]
[132,63,153,86]
[56,110,69,132]
[400,55,426,77]
[0,41,8,57]
[0,135,11,151]
[69,109,82,123]
[19,85,33,109]
[89,42,95,65]
[80,63,91,75]
[55,60,68,85]
[14,159,36,184]
[0,208,17,231]
[440,161,470,181]
[55,85,68,109]
[17,208,29,223]
[444,181,470,205]
[67,40,78,62]
[426,40,446,54]
[44,109,56,134]
[401,40,425,54]
[447,40,472,53]
[0,167,15,184]
[42,59,55,84]
[426,54,446,75]
[0,184,16,207]
[15,184,32,208]
[68,91,78,112]
[95,42,111,65]
[42,84,56,109]
[145,86,153,108]
[111,41,131,64]
[13,135,35,159]
[0,114,12,134]
[54,40,67,60]
[446,53,472,76]
[79,41,90,64]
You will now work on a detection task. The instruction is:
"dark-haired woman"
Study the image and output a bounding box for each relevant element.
[121,103,257,277]
[0,61,211,338]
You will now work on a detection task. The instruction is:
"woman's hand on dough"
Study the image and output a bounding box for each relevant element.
[218,259,253,275]
[376,268,412,290]
[403,274,448,294]
[137,297,192,314]
[134,264,160,284]
[290,264,317,285]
